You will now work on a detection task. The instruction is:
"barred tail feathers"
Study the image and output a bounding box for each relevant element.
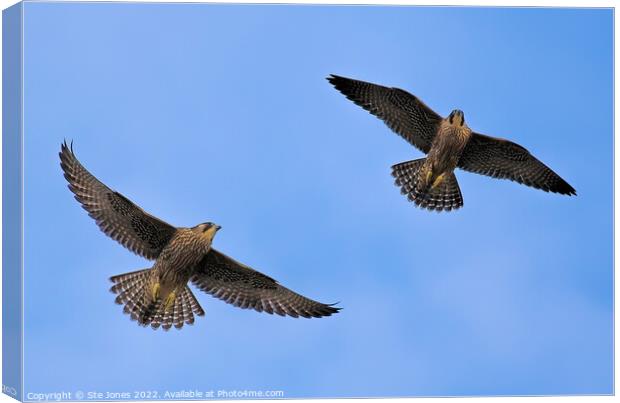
[391,159,464,212]
[109,269,204,330]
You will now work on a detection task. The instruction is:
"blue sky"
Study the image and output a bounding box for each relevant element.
[20,2,611,398]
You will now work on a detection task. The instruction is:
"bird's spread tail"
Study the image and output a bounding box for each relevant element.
[110,269,205,331]
[392,158,464,212]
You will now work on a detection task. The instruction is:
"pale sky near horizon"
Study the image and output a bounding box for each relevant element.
[17,2,612,398]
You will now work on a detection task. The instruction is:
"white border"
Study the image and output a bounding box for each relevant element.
[0,2,615,403]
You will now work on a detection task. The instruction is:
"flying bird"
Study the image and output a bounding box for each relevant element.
[327,74,576,212]
[60,141,340,330]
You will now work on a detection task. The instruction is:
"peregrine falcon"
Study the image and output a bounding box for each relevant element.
[60,141,340,330]
[327,74,576,212]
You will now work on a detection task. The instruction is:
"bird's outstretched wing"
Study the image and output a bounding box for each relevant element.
[59,141,177,260]
[191,249,340,318]
[327,74,442,153]
[458,133,576,195]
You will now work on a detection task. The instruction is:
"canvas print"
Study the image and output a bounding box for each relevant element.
[2,1,613,401]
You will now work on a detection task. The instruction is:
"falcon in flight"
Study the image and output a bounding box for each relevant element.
[327,74,576,212]
[60,142,339,330]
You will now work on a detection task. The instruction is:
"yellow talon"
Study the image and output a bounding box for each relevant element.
[151,282,161,301]
[163,291,176,312]
[425,170,433,185]
[431,173,446,190]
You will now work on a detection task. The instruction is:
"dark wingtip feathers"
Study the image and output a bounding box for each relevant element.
[60,139,74,158]
[59,140,77,186]
[326,73,340,83]
[293,301,341,318]
[322,302,342,316]
[326,74,356,95]
[326,74,354,92]
[314,302,341,318]
[557,181,577,196]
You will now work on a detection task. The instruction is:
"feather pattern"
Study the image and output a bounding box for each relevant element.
[327,74,441,153]
[328,75,576,202]
[458,133,576,195]
[110,270,204,331]
[59,141,177,260]
[191,249,340,318]
[392,159,464,212]
[61,141,339,330]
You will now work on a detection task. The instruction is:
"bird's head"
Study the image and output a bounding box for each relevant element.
[448,109,466,127]
[193,222,221,243]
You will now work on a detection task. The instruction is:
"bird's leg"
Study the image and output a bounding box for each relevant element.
[425,170,433,187]
[163,291,176,312]
[151,282,161,302]
[431,173,446,190]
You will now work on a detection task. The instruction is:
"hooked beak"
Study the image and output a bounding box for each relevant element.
[202,224,222,233]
